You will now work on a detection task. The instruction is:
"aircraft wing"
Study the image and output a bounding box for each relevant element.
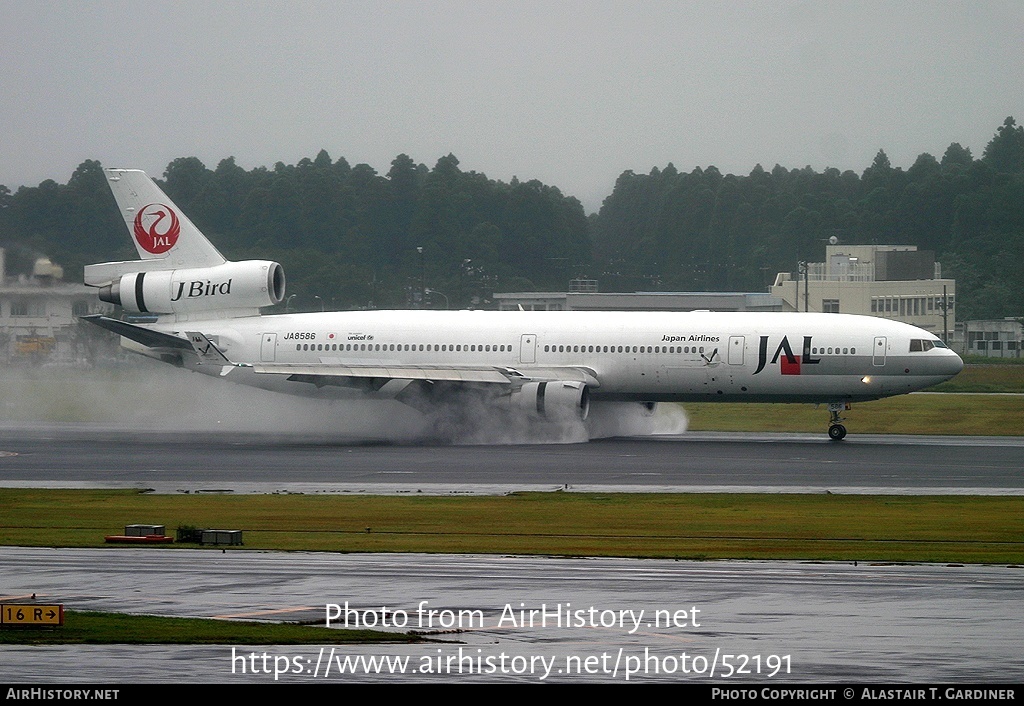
[250,364,600,388]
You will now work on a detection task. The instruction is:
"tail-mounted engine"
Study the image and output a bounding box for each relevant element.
[98,260,285,315]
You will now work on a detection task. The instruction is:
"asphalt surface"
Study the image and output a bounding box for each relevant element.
[1,423,1021,684]
[0,424,1021,494]
[2,549,1022,683]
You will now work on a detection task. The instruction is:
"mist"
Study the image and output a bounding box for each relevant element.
[0,360,687,445]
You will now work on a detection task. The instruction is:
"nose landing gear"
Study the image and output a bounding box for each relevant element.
[827,402,849,441]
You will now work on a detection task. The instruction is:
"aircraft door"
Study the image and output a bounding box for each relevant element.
[728,336,744,365]
[873,336,886,366]
[520,334,537,364]
[261,333,277,362]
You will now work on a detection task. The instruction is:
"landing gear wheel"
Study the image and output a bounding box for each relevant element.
[826,402,849,441]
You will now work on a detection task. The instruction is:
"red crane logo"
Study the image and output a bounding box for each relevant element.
[133,203,181,255]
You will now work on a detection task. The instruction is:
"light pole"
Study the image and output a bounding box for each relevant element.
[416,247,425,309]
[285,294,296,313]
[313,295,324,312]
[425,288,449,309]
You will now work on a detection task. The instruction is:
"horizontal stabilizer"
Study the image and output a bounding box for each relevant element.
[80,315,192,351]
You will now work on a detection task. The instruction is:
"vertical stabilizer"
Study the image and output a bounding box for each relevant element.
[105,168,225,270]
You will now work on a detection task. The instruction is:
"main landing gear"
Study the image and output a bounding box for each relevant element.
[827,402,849,441]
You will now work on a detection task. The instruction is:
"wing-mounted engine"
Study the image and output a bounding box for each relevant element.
[509,381,590,421]
[97,260,285,315]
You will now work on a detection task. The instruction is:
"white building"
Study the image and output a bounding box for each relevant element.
[770,245,955,340]
[0,248,112,362]
[961,319,1022,358]
[495,290,783,312]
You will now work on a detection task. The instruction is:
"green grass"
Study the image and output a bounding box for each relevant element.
[1,489,1021,564]
[685,394,1024,434]
[0,609,422,645]
[926,363,1024,393]
[961,355,1024,366]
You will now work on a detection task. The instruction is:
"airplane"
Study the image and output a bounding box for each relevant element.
[83,168,964,441]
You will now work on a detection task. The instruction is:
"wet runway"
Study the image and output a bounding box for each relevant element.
[1,424,1022,683]
[1,424,1022,495]
[2,548,1022,683]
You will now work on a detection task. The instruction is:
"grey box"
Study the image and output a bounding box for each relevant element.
[124,524,165,537]
[201,530,243,546]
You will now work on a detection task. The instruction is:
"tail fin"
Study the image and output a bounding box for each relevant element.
[86,168,285,319]
[105,168,225,269]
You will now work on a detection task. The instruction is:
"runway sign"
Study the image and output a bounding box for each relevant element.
[1,604,64,627]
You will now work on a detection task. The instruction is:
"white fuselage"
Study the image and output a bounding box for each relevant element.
[150,309,963,404]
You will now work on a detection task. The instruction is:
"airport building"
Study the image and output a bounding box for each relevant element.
[960,319,1022,358]
[0,248,112,362]
[495,281,784,313]
[769,245,956,340]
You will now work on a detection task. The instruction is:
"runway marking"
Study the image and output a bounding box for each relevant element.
[0,451,18,458]
[213,606,317,620]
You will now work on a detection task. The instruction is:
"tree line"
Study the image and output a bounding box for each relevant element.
[1,117,1022,318]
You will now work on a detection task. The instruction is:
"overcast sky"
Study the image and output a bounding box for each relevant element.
[1,0,1021,211]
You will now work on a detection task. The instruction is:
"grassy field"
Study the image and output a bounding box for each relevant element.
[0,609,421,645]
[681,362,1024,434]
[684,393,1024,434]
[2,489,1021,564]
[927,362,1024,393]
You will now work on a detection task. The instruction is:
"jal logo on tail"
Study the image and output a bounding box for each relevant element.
[133,203,181,255]
[753,335,821,375]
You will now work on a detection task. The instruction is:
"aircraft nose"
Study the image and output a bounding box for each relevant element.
[945,351,965,378]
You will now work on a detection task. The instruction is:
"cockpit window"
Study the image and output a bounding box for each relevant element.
[910,339,939,352]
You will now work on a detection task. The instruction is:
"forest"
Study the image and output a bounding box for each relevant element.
[1,117,1022,320]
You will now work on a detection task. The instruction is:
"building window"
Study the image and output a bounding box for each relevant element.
[822,299,839,313]
[9,299,45,317]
